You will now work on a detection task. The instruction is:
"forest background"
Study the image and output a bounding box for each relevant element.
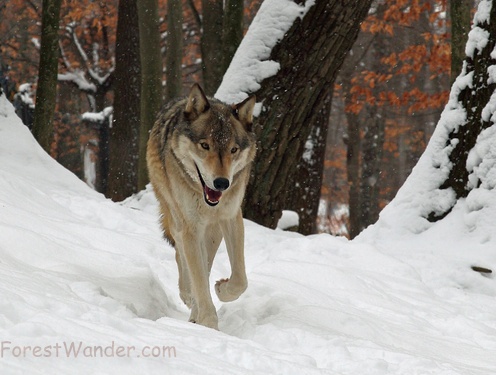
[0,0,469,237]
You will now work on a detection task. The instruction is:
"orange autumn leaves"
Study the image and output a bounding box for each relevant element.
[345,0,450,115]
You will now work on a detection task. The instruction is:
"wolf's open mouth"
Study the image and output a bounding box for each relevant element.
[195,165,222,206]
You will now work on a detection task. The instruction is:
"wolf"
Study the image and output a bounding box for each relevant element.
[147,84,256,329]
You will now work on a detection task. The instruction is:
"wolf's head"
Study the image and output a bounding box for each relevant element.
[172,84,256,207]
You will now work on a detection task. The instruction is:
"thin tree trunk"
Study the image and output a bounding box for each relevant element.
[345,108,361,239]
[166,0,183,100]
[138,0,163,190]
[201,0,224,95]
[286,92,332,234]
[359,105,385,228]
[99,116,110,194]
[358,7,387,232]
[222,0,243,74]
[33,0,62,153]
[107,0,141,201]
[338,32,374,239]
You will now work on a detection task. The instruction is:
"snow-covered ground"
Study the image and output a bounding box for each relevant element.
[1,87,496,374]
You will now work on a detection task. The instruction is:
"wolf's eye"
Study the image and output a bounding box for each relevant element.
[231,147,238,154]
[200,142,210,150]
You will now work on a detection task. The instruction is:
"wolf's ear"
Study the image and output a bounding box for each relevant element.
[234,95,256,132]
[185,83,210,120]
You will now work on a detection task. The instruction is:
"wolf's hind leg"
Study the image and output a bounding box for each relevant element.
[216,212,248,302]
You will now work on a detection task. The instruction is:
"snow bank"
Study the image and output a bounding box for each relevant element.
[2,83,496,374]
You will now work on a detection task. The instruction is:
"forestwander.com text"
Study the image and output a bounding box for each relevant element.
[0,341,177,359]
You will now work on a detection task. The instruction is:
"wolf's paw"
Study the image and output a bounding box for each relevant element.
[190,313,219,330]
[180,291,193,309]
[215,278,247,302]
[188,304,198,324]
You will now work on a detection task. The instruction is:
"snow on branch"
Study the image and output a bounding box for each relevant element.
[82,106,113,123]
[58,21,114,112]
[58,71,97,93]
[215,0,315,105]
[66,22,90,65]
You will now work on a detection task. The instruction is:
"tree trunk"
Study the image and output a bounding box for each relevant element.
[345,108,361,239]
[201,0,224,95]
[107,0,141,201]
[357,2,389,234]
[243,0,373,229]
[338,32,374,239]
[33,0,62,153]
[450,0,472,84]
[222,0,244,74]
[99,115,110,194]
[429,0,496,221]
[166,0,183,100]
[359,105,385,229]
[138,0,163,190]
[286,92,332,234]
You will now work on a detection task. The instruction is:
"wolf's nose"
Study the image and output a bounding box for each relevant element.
[214,178,230,191]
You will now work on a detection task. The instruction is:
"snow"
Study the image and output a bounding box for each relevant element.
[465,28,490,57]
[14,83,34,108]
[2,80,496,374]
[467,0,492,57]
[474,0,492,25]
[276,210,299,230]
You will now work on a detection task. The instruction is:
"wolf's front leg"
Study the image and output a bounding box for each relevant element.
[216,211,248,302]
[175,250,193,308]
[180,230,218,330]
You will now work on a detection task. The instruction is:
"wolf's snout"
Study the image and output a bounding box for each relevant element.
[214,178,230,191]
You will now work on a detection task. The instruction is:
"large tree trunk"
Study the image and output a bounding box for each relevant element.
[33,0,62,153]
[166,0,184,100]
[429,0,496,222]
[138,0,163,190]
[107,0,141,201]
[243,0,373,229]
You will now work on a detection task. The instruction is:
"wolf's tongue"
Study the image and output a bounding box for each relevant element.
[205,186,222,203]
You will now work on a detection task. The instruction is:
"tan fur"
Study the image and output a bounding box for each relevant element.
[147,84,256,329]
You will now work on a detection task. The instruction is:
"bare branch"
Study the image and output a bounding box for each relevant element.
[187,0,201,29]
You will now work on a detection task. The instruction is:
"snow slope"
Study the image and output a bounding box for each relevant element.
[1,93,496,374]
